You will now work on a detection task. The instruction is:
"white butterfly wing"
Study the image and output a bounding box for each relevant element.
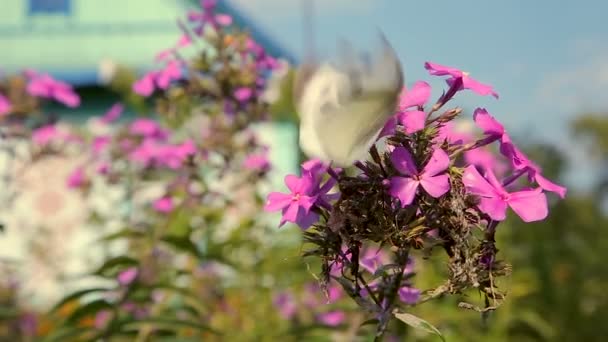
[296,34,403,166]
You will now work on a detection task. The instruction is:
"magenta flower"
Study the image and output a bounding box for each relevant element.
[264,174,319,229]
[26,72,80,107]
[92,136,111,154]
[153,196,174,213]
[188,0,232,34]
[66,167,86,189]
[157,140,196,169]
[273,292,297,320]
[117,267,138,286]
[464,147,506,175]
[32,125,62,146]
[94,310,112,330]
[434,121,474,145]
[398,286,421,304]
[133,72,156,96]
[318,311,346,326]
[397,110,426,134]
[399,81,431,110]
[389,147,451,206]
[360,248,390,274]
[462,165,548,222]
[234,87,253,102]
[425,62,498,98]
[301,159,340,209]
[244,151,271,172]
[474,108,566,198]
[101,102,124,123]
[0,93,12,116]
[129,118,167,139]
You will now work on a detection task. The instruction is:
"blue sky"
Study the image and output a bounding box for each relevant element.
[230,0,608,189]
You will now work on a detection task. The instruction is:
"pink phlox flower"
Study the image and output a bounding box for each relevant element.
[25,72,80,107]
[92,135,112,155]
[434,121,474,145]
[101,102,124,123]
[187,0,232,34]
[157,140,196,169]
[133,71,157,97]
[153,196,174,213]
[0,93,12,116]
[129,118,167,139]
[462,165,548,222]
[399,81,431,110]
[244,149,271,172]
[464,147,506,176]
[66,167,86,189]
[96,162,110,175]
[317,311,346,327]
[301,159,341,209]
[474,108,566,198]
[234,87,253,102]
[397,110,426,134]
[273,291,297,320]
[264,173,319,229]
[389,147,451,206]
[94,310,112,330]
[359,248,390,274]
[132,61,182,96]
[398,286,421,304]
[425,62,498,98]
[117,267,138,286]
[32,124,65,146]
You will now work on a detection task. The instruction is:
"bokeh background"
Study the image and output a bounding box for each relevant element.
[0,0,606,341]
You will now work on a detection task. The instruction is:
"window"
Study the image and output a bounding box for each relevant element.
[28,0,71,15]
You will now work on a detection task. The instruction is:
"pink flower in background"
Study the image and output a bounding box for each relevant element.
[360,248,390,274]
[435,121,474,145]
[32,125,62,146]
[188,0,233,34]
[66,167,86,189]
[92,136,111,154]
[462,165,548,222]
[244,151,271,172]
[234,87,253,102]
[273,292,297,319]
[398,286,421,304]
[0,93,12,116]
[157,140,196,169]
[156,60,182,89]
[117,267,138,286]
[465,147,506,175]
[399,81,431,110]
[155,35,192,62]
[25,72,80,107]
[264,173,319,229]
[94,310,112,330]
[133,72,157,96]
[101,102,124,123]
[425,62,498,98]
[129,118,167,139]
[96,162,110,175]
[317,311,346,326]
[153,197,174,213]
[389,147,451,206]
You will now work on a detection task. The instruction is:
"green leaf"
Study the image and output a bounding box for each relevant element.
[40,327,91,342]
[98,228,145,242]
[50,287,111,313]
[67,299,113,324]
[161,235,202,259]
[393,310,445,341]
[93,255,139,277]
[121,317,220,335]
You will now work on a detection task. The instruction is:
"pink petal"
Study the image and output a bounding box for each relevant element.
[399,81,431,109]
[0,94,12,116]
[264,192,292,212]
[473,108,504,136]
[420,174,450,198]
[101,103,124,123]
[390,147,418,176]
[478,197,508,221]
[422,148,450,176]
[281,202,300,223]
[234,87,253,102]
[508,189,548,222]
[117,267,138,285]
[424,62,463,77]
[295,209,319,229]
[133,73,156,96]
[378,116,397,138]
[54,87,80,107]
[318,311,346,326]
[534,173,567,199]
[389,176,419,207]
[463,76,499,98]
[462,165,499,198]
[215,14,232,26]
[398,110,426,134]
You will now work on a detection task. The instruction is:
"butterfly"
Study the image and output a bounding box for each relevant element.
[293,33,403,166]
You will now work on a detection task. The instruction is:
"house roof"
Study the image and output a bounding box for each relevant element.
[0,0,296,86]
